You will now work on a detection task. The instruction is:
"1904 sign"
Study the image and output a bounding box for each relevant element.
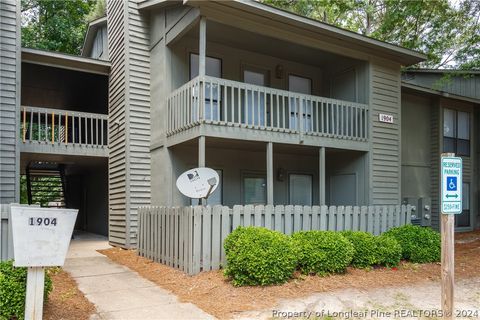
[11,206,77,267]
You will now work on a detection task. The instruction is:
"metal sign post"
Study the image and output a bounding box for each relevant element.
[440,153,462,319]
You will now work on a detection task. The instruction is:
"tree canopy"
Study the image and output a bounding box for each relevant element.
[263,0,480,70]
[21,0,97,55]
[20,0,479,70]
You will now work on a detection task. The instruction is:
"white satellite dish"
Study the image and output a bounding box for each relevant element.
[176,167,219,199]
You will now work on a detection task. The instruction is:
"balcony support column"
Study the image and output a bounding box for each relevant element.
[267,142,274,205]
[198,135,206,205]
[198,135,205,168]
[199,17,206,77]
[319,146,326,205]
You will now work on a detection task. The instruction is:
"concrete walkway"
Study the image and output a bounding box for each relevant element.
[65,232,215,320]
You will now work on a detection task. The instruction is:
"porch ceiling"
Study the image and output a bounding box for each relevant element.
[170,137,365,157]
[20,152,107,175]
[183,20,356,68]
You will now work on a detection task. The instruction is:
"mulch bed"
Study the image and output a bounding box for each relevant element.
[43,269,96,320]
[99,230,480,320]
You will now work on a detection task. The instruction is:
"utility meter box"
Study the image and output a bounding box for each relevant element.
[418,197,432,227]
[11,206,78,267]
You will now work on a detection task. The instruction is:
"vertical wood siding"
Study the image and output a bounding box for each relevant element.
[0,204,14,261]
[127,0,151,247]
[0,0,19,204]
[107,0,151,248]
[370,62,402,205]
[107,0,128,246]
[430,105,440,230]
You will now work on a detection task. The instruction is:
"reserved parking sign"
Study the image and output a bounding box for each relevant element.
[441,156,462,214]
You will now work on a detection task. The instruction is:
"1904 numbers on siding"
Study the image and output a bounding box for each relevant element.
[28,217,57,226]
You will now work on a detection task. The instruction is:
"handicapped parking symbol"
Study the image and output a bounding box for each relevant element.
[446,176,457,191]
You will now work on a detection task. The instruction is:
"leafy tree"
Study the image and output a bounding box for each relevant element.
[21,0,96,55]
[263,0,479,70]
[86,0,106,22]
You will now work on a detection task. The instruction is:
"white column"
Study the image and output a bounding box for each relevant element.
[319,147,326,205]
[199,17,206,77]
[198,135,205,167]
[198,135,206,205]
[267,142,274,205]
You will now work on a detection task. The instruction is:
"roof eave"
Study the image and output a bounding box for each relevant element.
[22,47,111,75]
[138,0,426,65]
[220,1,426,66]
[402,82,480,104]
[138,0,183,11]
[81,16,107,57]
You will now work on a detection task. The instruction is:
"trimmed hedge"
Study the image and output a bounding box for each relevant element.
[223,227,297,286]
[341,231,377,268]
[383,224,441,263]
[0,260,52,320]
[375,235,402,267]
[223,225,439,287]
[292,231,354,275]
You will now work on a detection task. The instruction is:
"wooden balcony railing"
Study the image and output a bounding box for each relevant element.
[21,106,108,148]
[167,75,369,141]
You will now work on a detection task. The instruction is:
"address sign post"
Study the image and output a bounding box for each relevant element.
[11,206,78,320]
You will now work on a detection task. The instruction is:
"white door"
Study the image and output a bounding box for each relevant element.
[288,75,312,131]
[243,69,267,126]
[289,174,312,205]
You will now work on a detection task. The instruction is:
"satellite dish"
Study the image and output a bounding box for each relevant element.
[176,167,219,199]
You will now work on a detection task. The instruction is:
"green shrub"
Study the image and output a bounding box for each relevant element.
[0,260,52,320]
[383,224,441,263]
[341,231,377,268]
[375,235,402,267]
[292,231,354,275]
[223,227,297,286]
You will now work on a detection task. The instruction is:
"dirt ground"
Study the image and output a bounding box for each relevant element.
[99,231,480,320]
[43,268,95,320]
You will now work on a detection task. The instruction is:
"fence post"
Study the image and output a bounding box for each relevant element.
[328,206,336,230]
[221,206,231,266]
[285,205,293,235]
[265,205,273,230]
[311,206,320,231]
[274,205,283,233]
[345,206,353,231]
[202,206,212,271]
[320,205,328,230]
[192,206,202,274]
[293,205,302,232]
[302,206,311,231]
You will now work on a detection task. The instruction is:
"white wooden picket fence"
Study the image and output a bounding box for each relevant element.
[137,204,412,275]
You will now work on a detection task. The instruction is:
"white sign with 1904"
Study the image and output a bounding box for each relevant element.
[11,206,78,267]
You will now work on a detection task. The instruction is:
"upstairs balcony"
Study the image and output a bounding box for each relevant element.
[20,106,108,157]
[167,75,369,150]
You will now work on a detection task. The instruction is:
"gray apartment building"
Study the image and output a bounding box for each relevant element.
[1,0,479,251]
